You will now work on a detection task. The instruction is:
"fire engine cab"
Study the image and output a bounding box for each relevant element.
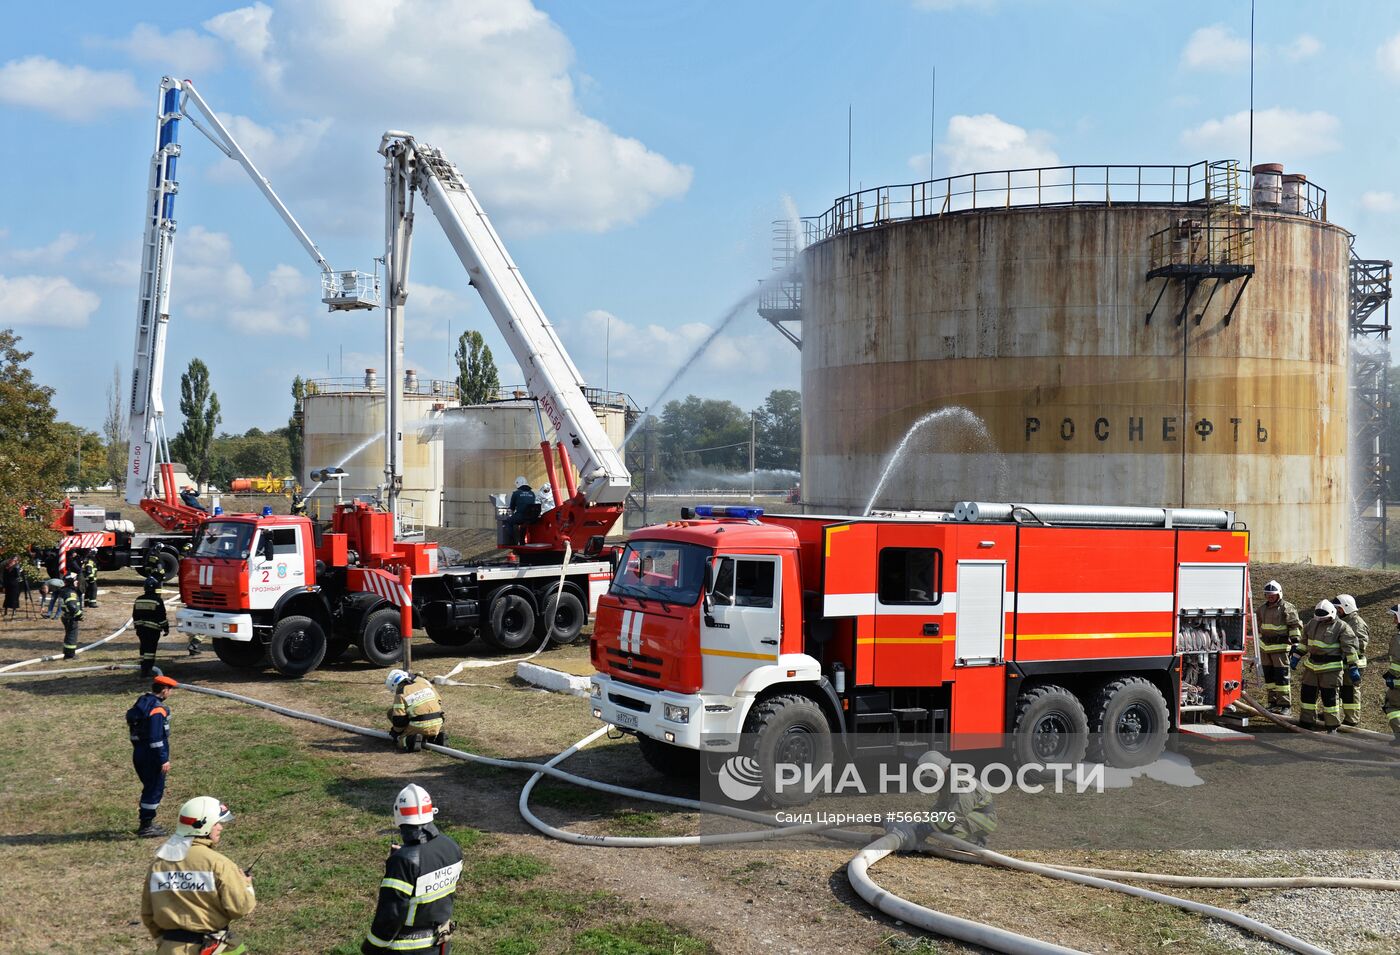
[590,502,1248,801]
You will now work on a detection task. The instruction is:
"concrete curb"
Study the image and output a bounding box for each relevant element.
[516,661,591,696]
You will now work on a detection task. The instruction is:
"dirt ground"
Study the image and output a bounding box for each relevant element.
[1,561,1397,953]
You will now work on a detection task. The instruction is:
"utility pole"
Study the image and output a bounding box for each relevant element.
[750,411,757,502]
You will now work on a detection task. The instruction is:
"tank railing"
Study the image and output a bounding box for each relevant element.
[1147,219,1256,274]
[466,384,637,413]
[304,376,459,398]
[805,160,1330,243]
[805,162,1212,242]
[1253,177,1328,220]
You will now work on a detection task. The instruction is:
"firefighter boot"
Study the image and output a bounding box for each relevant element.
[187,637,204,656]
[136,822,167,838]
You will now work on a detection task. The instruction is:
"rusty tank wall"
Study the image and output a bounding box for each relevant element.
[302,390,457,526]
[442,401,627,529]
[800,205,1351,563]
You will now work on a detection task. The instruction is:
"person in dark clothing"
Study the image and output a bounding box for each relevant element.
[59,575,83,658]
[363,784,462,954]
[127,675,177,837]
[1,557,20,620]
[180,487,209,513]
[290,491,308,516]
[133,577,170,678]
[503,476,536,545]
[81,552,99,607]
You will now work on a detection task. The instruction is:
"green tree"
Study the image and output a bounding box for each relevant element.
[209,428,293,489]
[753,388,801,471]
[0,329,65,558]
[102,363,128,487]
[169,358,222,487]
[288,375,305,482]
[658,395,751,477]
[52,422,108,490]
[455,329,500,405]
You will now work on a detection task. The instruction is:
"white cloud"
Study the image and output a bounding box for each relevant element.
[1283,34,1321,61]
[204,2,280,84]
[214,0,691,233]
[920,114,1060,177]
[1181,24,1249,71]
[1361,191,1400,213]
[1378,33,1400,80]
[174,226,313,337]
[92,23,225,74]
[205,114,331,182]
[1181,107,1341,159]
[0,56,142,121]
[0,274,100,327]
[5,232,90,267]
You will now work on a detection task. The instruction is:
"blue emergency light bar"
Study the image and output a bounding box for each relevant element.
[693,505,765,519]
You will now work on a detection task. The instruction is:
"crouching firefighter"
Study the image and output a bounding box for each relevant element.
[885,750,998,849]
[141,796,255,954]
[363,784,463,954]
[386,669,446,752]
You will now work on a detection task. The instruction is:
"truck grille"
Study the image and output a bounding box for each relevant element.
[188,590,228,608]
[605,647,662,681]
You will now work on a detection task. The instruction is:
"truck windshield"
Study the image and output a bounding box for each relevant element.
[191,521,256,560]
[610,540,710,606]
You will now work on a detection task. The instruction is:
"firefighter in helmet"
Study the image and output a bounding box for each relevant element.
[503,476,536,544]
[290,490,308,516]
[81,550,99,607]
[386,669,446,751]
[1334,594,1369,727]
[142,796,255,954]
[1294,599,1359,731]
[128,675,177,837]
[133,577,170,678]
[362,784,463,954]
[1256,580,1302,713]
[1384,605,1400,745]
[58,572,83,659]
[885,750,998,850]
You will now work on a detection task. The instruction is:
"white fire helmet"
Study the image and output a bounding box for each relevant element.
[175,796,233,837]
[1334,594,1357,615]
[1314,599,1337,620]
[394,783,435,826]
[514,476,528,489]
[385,668,411,692]
[1263,580,1282,597]
[1390,604,1400,625]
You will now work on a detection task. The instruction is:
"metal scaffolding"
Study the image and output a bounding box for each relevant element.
[757,218,803,349]
[1349,253,1393,565]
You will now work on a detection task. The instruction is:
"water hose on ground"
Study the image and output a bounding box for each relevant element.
[1241,690,1400,758]
[0,618,134,673]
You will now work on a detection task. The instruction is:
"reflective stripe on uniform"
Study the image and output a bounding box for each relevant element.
[380,877,414,895]
[365,929,436,950]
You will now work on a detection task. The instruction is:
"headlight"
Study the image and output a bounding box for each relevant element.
[589,681,602,699]
[663,703,690,724]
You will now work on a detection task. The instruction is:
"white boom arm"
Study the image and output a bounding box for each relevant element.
[125,77,379,507]
[378,133,631,508]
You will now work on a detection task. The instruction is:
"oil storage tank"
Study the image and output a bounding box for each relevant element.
[442,387,629,529]
[799,161,1349,563]
[301,370,459,527]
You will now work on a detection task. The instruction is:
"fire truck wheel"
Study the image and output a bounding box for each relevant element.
[540,587,586,646]
[636,734,700,778]
[361,608,405,667]
[268,615,329,677]
[1012,685,1089,768]
[153,550,180,582]
[1087,677,1169,768]
[212,637,267,670]
[745,694,834,808]
[485,592,536,650]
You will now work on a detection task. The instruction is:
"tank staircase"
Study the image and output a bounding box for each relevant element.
[1349,252,1393,565]
[756,219,804,349]
[1144,160,1255,326]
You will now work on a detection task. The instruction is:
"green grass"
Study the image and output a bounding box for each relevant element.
[0,677,710,954]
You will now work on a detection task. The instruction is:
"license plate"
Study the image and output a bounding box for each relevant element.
[612,710,638,728]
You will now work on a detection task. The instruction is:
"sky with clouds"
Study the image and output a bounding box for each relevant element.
[3,1,1399,435]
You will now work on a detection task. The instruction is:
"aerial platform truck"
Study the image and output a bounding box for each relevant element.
[45,76,378,578]
[588,502,1250,802]
[175,134,630,676]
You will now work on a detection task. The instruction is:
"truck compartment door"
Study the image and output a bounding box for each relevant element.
[954,561,1005,666]
[821,522,879,682]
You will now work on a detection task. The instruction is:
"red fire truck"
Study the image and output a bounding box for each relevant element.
[589,502,1248,800]
[175,501,611,676]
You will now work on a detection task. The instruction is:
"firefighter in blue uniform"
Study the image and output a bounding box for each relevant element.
[128,675,178,837]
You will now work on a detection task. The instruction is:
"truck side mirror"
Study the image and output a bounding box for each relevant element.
[260,534,275,562]
[703,560,716,627]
